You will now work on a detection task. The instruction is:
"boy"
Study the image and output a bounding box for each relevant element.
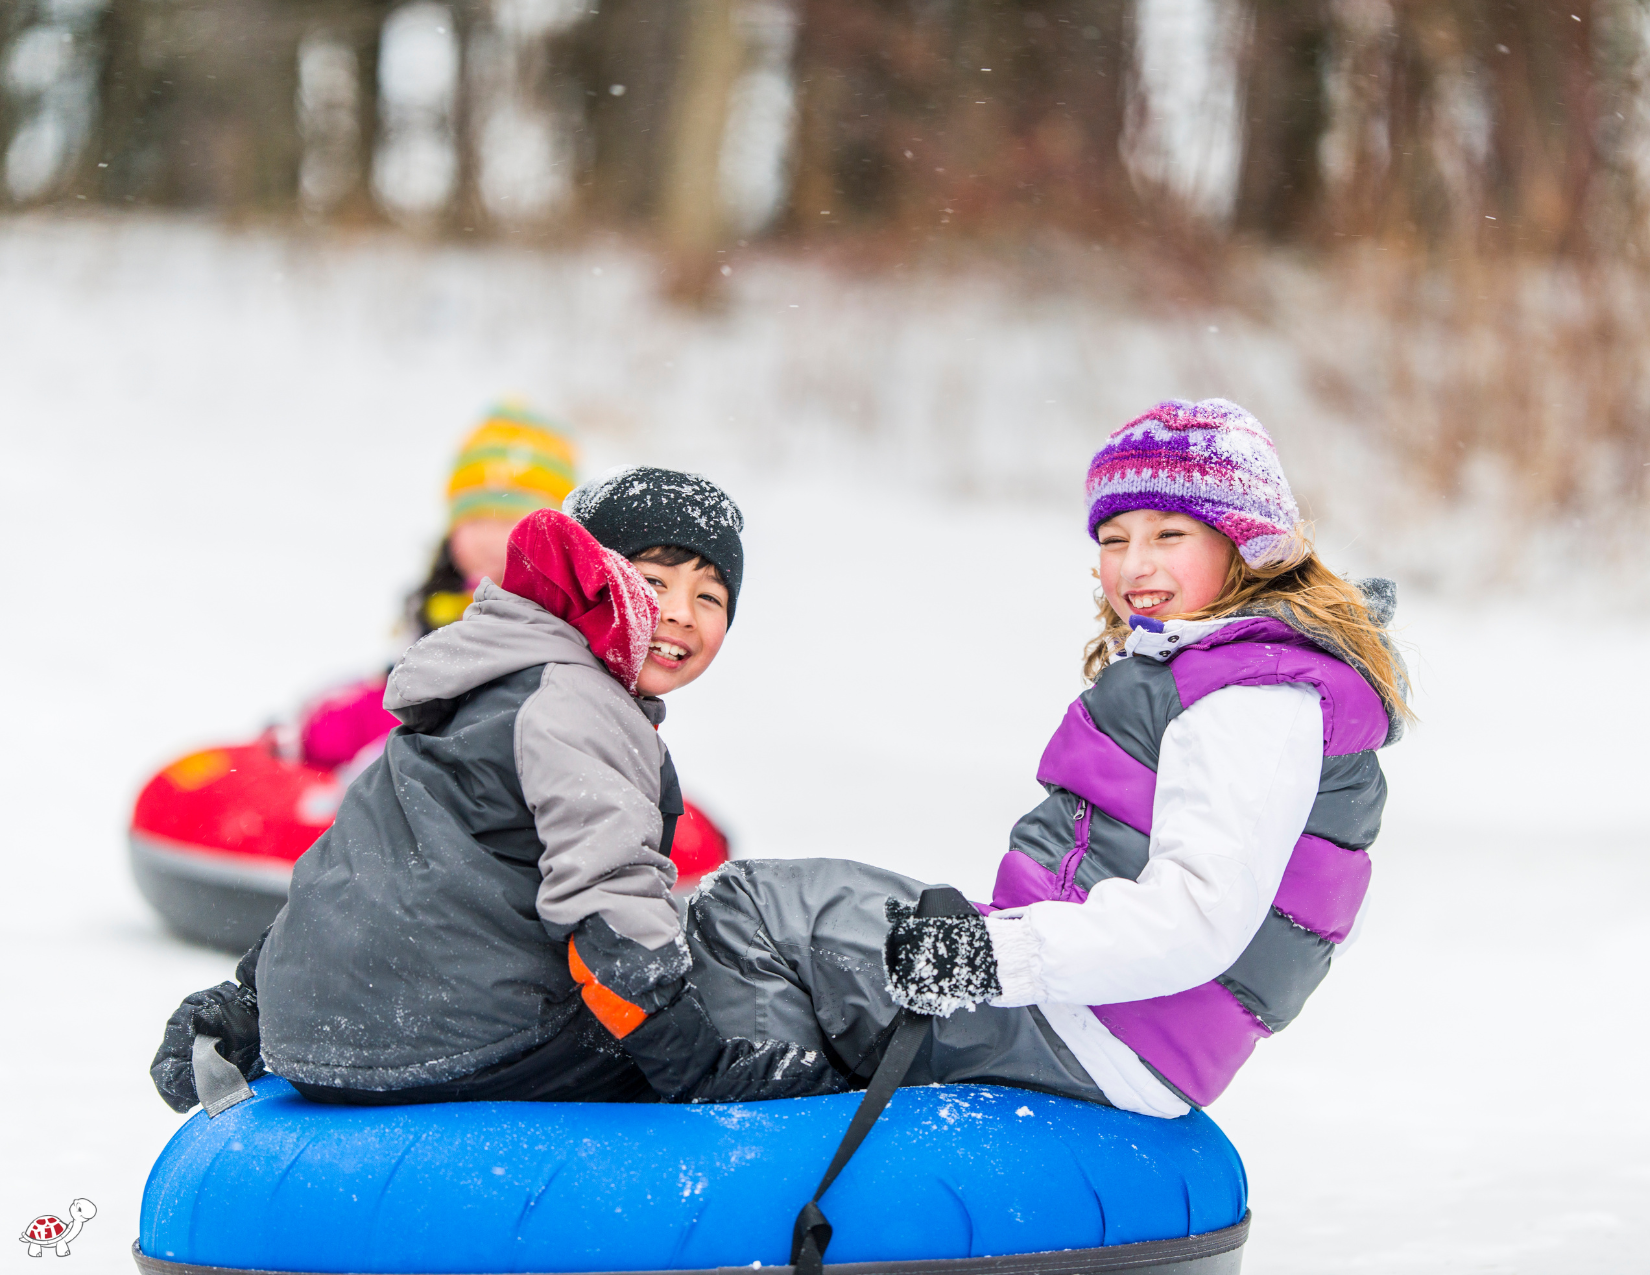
[152,468,844,1109]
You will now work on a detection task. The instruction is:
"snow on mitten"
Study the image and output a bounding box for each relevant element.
[883,898,1003,1017]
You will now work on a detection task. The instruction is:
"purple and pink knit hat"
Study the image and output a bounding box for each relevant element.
[1085,398,1300,567]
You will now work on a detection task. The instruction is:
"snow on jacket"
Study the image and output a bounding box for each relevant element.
[984,586,1400,1116]
[257,567,686,1091]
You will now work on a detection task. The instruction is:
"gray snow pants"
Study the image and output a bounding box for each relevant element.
[685,858,1109,1102]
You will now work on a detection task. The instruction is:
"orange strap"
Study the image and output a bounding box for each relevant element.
[567,937,648,1039]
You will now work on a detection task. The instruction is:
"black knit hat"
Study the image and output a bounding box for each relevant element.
[564,467,745,623]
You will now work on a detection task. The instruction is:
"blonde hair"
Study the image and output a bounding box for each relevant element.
[1081,527,1413,726]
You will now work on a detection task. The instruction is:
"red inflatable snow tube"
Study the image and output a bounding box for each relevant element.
[130,735,732,952]
[128,737,343,952]
[668,802,733,881]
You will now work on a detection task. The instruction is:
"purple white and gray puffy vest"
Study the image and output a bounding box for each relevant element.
[989,616,1392,1108]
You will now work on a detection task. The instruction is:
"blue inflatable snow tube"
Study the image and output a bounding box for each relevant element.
[137,1078,1248,1274]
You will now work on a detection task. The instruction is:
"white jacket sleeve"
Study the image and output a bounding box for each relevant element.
[987,681,1323,1008]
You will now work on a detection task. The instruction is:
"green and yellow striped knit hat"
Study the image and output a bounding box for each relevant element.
[446,403,578,527]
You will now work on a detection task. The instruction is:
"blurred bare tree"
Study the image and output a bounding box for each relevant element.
[782,0,1137,241]
[1233,0,1331,239]
[6,0,1645,255]
[1292,0,1650,514]
[63,0,304,211]
[1313,0,1630,251]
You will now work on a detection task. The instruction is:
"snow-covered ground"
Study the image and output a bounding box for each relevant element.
[1,215,1645,1274]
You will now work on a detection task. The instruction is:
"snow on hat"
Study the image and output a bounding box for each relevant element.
[446,402,578,527]
[1085,398,1300,567]
[564,467,745,624]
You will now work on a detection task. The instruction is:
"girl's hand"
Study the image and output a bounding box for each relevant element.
[882,898,1003,1017]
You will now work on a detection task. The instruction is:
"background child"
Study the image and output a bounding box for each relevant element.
[405,402,580,637]
[298,403,577,773]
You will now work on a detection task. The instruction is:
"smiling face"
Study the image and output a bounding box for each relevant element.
[1095,510,1236,623]
[631,552,730,697]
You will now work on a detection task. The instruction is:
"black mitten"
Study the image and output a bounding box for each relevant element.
[151,933,268,1113]
[618,982,850,1104]
[883,897,1003,1017]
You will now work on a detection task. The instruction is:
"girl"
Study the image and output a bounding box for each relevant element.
[404,402,579,638]
[685,397,1408,1115]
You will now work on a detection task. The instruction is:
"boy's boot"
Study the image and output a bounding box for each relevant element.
[568,919,848,1102]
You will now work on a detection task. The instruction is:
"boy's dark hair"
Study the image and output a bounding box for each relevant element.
[631,544,728,590]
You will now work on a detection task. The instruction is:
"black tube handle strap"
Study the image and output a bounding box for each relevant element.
[790,886,976,1275]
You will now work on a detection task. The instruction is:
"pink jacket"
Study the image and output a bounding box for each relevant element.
[299,677,399,771]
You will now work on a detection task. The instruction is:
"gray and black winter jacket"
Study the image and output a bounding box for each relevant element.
[257,581,689,1092]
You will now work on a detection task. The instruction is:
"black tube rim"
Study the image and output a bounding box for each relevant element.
[131,1212,1248,1275]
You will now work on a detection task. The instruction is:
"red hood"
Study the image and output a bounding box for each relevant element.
[501,510,661,693]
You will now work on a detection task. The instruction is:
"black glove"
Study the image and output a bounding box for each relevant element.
[564,916,845,1104]
[883,897,1002,1017]
[150,934,268,1113]
[618,981,851,1104]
